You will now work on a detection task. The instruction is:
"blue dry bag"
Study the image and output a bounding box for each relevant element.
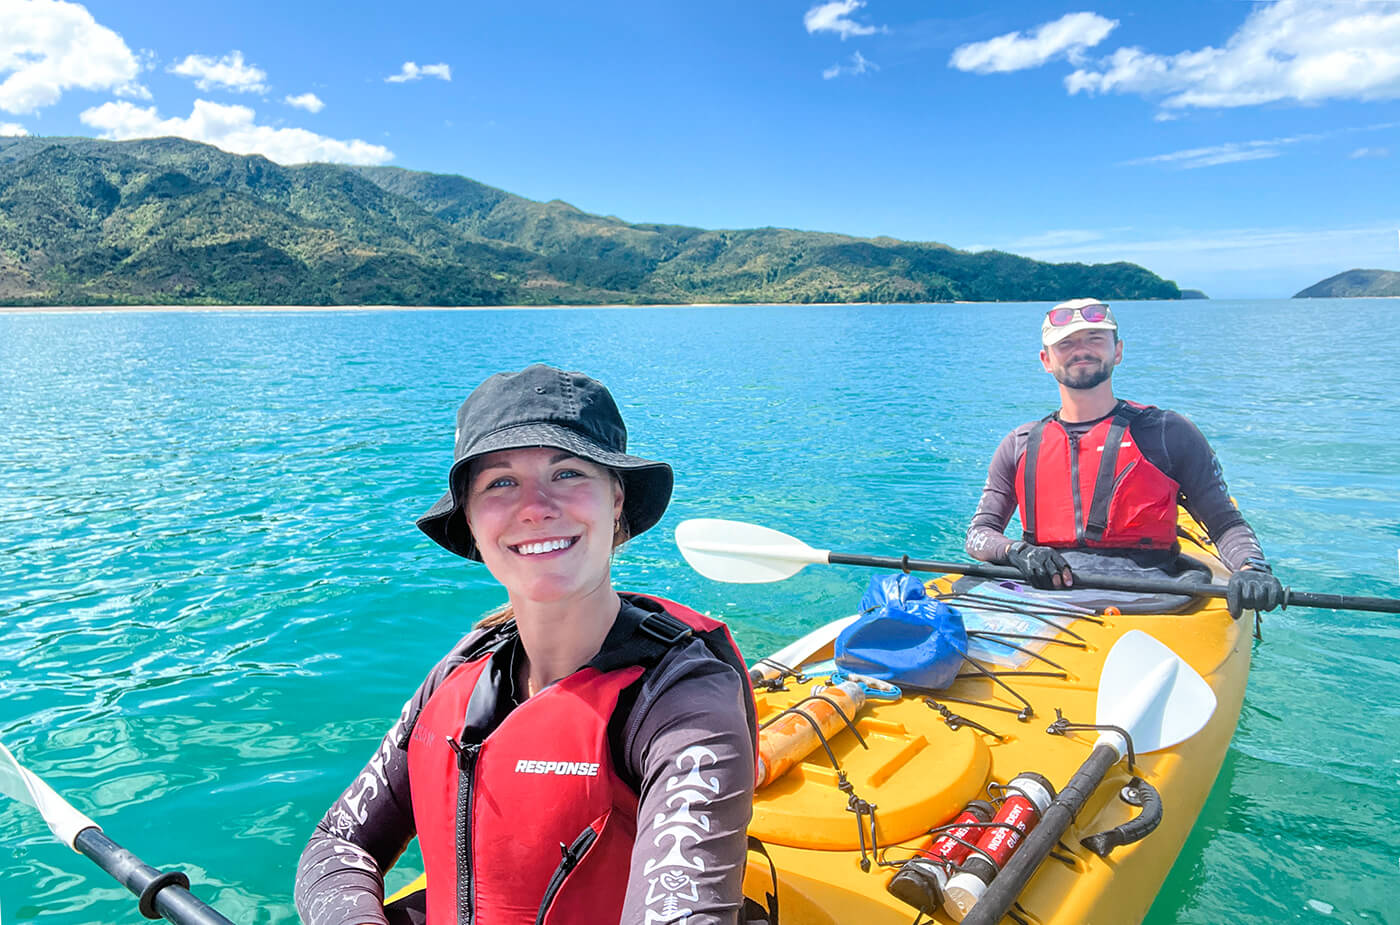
[834,574,968,691]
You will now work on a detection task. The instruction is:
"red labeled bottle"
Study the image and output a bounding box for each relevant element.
[887,799,996,913]
[943,772,1056,921]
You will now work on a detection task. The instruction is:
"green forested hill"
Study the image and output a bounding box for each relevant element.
[0,136,1182,306]
[1294,268,1400,298]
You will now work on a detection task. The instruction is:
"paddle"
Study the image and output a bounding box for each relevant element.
[958,630,1217,925]
[0,742,234,925]
[674,518,1400,613]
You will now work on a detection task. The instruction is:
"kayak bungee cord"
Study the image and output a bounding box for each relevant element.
[963,633,1072,674]
[932,591,1093,640]
[963,629,1088,650]
[925,701,1006,740]
[947,655,1037,720]
[748,656,810,690]
[932,588,1104,624]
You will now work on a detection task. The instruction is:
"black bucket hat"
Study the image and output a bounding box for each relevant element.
[416,364,674,560]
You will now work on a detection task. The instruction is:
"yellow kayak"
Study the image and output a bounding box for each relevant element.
[741,510,1248,924]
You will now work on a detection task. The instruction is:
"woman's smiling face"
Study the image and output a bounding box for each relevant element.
[464,447,623,605]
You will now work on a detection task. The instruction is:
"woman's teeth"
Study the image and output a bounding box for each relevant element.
[515,538,575,555]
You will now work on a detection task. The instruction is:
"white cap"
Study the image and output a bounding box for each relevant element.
[943,870,989,921]
[1041,298,1117,346]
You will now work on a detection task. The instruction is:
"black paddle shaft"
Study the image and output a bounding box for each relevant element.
[825,553,1400,614]
[74,828,235,925]
[961,743,1121,925]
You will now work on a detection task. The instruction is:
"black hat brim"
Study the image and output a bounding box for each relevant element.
[416,422,674,561]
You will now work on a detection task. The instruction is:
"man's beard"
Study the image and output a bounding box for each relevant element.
[1053,359,1113,390]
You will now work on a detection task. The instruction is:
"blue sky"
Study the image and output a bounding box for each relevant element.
[2,0,1398,298]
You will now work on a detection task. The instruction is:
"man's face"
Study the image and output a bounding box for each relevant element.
[1040,329,1122,390]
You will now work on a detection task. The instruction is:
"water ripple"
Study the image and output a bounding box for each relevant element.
[2,301,1398,924]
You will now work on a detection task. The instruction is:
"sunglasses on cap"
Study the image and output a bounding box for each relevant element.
[1046,304,1110,326]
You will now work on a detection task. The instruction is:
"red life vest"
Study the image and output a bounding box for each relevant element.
[405,595,753,925]
[1014,402,1180,550]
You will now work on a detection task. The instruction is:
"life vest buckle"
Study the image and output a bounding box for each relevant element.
[637,612,693,646]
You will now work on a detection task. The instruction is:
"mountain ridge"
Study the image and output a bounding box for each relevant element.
[0,136,1184,306]
[1294,268,1400,298]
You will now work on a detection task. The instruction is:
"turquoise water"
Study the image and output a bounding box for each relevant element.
[1,300,1397,924]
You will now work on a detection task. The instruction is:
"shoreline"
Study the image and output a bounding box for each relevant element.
[0,301,949,314]
[8,296,1391,314]
[0,297,1290,315]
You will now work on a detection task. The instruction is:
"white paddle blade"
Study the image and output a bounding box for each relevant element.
[0,742,99,849]
[675,518,830,584]
[1095,630,1217,756]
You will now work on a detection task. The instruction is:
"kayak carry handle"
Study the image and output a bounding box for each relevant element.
[1078,777,1163,858]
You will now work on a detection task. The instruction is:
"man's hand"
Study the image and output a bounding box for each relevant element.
[1006,542,1074,590]
[1226,563,1283,620]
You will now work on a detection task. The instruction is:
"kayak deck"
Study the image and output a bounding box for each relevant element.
[743,516,1250,924]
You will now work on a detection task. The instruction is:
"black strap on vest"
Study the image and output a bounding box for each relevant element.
[586,600,694,675]
[394,621,518,750]
[743,835,780,925]
[1020,415,1053,543]
[1083,402,1141,543]
[600,596,759,796]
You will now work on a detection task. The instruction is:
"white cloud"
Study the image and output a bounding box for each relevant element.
[1,121,29,135]
[823,50,878,80]
[1004,228,1116,249]
[80,99,394,165]
[1125,122,1397,169]
[1067,0,1400,109]
[1124,139,1298,169]
[169,51,268,93]
[950,12,1117,74]
[804,1,883,41]
[0,0,148,114]
[385,61,451,83]
[1349,146,1389,158]
[284,92,324,113]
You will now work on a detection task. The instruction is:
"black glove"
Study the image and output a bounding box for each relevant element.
[1226,563,1283,619]
[1006,542,1073,590]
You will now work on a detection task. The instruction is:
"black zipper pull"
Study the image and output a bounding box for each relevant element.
[446,737,478,770]
[536,826,599,925]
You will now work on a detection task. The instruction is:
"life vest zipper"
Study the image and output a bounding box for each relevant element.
[447,736,480,925]
[1068,430,1084,544]
[534,824,600,925]
[1108,458,1137,497]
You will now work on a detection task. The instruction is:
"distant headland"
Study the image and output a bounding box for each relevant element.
[1294,268,1400,298]
[1,136,1186,307]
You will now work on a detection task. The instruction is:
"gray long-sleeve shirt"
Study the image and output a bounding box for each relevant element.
[965,402,1265,571]
[295,599,755,925]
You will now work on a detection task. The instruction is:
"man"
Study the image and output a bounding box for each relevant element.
[964,298,1283,619]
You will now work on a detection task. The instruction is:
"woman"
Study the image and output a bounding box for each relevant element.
[294,364,757,925]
